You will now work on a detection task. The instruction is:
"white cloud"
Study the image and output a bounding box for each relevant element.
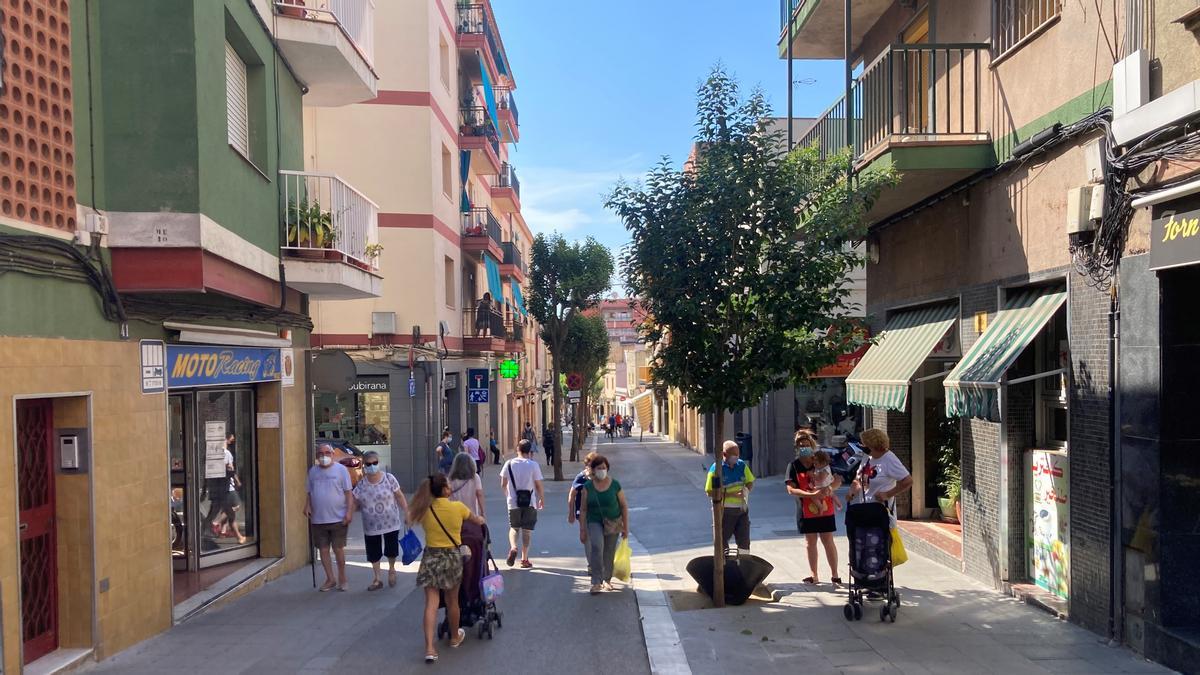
[517,157,649,240]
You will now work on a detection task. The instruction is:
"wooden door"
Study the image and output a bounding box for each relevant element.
[17,399,57,664]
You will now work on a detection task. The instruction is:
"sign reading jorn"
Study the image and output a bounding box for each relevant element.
[166,345,285,388]
[1150,196,1200,271]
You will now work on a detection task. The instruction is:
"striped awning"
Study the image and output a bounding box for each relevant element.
[846,303,959,412]
[944,286,1067,420]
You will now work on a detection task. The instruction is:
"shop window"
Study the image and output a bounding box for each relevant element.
[1035,308,1068,448]
[315,380,391,448]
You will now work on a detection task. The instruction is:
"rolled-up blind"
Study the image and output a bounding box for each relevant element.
[225,42,250,157]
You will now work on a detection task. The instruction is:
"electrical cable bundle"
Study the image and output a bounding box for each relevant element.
[0,234,127,325]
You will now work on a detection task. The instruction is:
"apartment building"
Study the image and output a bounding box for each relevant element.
[780,0,1200,665]
[0,0,381,669]
[305,0,544,486]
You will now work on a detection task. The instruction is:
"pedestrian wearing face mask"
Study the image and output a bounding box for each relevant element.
[351,451,409,591]
[578,454,629,594]
[305,444,354,592]
[705,440,755,553]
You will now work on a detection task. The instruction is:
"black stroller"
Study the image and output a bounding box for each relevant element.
[843,501,900,622]
[437,523,504,640]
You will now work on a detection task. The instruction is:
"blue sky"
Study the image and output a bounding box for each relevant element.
[493,0,845,255]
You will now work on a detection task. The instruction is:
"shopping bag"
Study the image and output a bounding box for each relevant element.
[613,537,632,582]
[890,527,908,567]
[400,528,423,565]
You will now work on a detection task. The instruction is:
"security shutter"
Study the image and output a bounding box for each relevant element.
[225,42,250,157]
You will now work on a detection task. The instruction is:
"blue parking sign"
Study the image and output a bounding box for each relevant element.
[467,368,489,404]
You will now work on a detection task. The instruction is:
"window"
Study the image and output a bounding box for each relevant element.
[442,145,453,197]
[444,256,456,307]
[225,42,250,158]
[1035,308,1068,448]
[994,0,1061,57]
[439,34,451,91]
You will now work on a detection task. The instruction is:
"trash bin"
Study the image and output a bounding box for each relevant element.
[734,432,753,466]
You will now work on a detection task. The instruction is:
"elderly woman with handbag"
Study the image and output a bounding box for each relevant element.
[578,454,630,595]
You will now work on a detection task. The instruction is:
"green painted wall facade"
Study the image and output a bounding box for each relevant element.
[72,0,304,253]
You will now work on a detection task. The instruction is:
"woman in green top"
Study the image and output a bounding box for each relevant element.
[578,454,630,595]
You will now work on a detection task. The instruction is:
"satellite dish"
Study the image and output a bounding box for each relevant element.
[311,350,356,393]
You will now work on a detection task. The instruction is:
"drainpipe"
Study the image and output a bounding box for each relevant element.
[1110,271,1124,644]
[787,0,794,150]
[844,0,853,175]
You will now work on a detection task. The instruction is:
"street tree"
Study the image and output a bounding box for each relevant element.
[527,234,614,480]
[558,313,611,460]
[606,66,894,605]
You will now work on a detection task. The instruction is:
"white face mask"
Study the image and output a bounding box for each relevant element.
[318,455,333,467]
[594,469,609,480]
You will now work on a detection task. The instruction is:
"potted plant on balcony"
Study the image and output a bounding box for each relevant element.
[279,0,306,18]
[285,198,334,258]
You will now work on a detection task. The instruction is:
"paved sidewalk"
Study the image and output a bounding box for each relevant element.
[632,437,1173,675]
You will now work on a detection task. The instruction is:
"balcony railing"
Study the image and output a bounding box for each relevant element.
[281,170,378,265]
[462,207,502,245]
[460,106,501,157]
[497,163,520,200]
[463,306,507,341]
[456,3,511,79]
[275,0,376,66]
[797,44,987,164]
[506,318,525,344]
[502,241,525,275]
[495,87,518,125]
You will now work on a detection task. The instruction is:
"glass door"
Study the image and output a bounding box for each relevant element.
[193,389,257,568]
[169,393,193,572]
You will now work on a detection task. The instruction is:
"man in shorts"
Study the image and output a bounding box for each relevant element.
[499,439,544,568]
[305,444,354,592]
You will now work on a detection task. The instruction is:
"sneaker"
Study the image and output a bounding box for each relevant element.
[589,584,602,595]
[520,559,533,569]
[506,548,518,567]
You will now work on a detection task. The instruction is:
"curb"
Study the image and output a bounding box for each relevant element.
[627,531,691,675]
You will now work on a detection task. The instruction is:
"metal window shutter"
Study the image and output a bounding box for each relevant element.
[225,42,249,157]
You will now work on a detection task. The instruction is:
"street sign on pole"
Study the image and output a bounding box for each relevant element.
[467,368,489,404]
[566,372,583,390]
[408,374,416,398]
[568,389,581,401]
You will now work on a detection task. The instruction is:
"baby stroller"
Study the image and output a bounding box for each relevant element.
[843,501,900,622]
[437,523,504,640]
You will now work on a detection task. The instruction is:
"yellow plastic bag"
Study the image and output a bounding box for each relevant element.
[890,527,908,566]
[613,537,632,582]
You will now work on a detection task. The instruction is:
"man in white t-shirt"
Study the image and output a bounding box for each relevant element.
[849,428,913,522]
[499,439,544,568]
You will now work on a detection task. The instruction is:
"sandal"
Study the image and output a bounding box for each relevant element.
[802,576,818,584]
[831,577,843,586]
[424,653,438,664]
[388,570,398,588]
[449,628,466,648]
[319,581,337,592]
[367,580,384,592]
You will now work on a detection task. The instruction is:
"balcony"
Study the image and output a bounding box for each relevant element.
[505,317,526,353]
[491,163,521,213]
[273,0,378,106]
[798,44,993,224]
[460,106,503,175]
[462,305,507,353]
[500,241,526,282]
[280,170,382,299]
[778,0,893,59]
[495,87,519,143]
[461,207,503,259]
[456,2,514,87]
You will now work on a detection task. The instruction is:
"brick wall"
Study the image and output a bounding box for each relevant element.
[1006,381,1035,578]
[1068,272,1114,635]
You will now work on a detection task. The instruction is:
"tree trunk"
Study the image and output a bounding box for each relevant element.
[712,410,726,608]
[551,355,564,480]
[571,390,586,461]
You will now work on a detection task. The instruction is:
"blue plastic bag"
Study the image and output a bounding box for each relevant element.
[400,528,423,565]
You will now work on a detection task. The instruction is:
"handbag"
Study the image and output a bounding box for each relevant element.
[508,463,532,508]
[400,528,423,565]
[430,504,471,561]
[481,555,505,602]
[603,518,624,536]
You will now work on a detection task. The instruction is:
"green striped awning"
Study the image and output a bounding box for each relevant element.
[845,303,959,412]
[944,286,1067,420]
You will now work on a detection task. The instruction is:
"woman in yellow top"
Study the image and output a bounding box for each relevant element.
[408,474,486,663]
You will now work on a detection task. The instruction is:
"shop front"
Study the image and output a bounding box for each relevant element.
[164,343,294,615]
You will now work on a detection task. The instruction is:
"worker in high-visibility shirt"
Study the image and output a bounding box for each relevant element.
[705,440,755,552]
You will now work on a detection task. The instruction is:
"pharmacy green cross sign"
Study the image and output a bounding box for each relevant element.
[499,359,520,379]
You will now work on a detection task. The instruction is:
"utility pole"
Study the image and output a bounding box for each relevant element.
[787,0,794,150]
[844,0,853,176]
